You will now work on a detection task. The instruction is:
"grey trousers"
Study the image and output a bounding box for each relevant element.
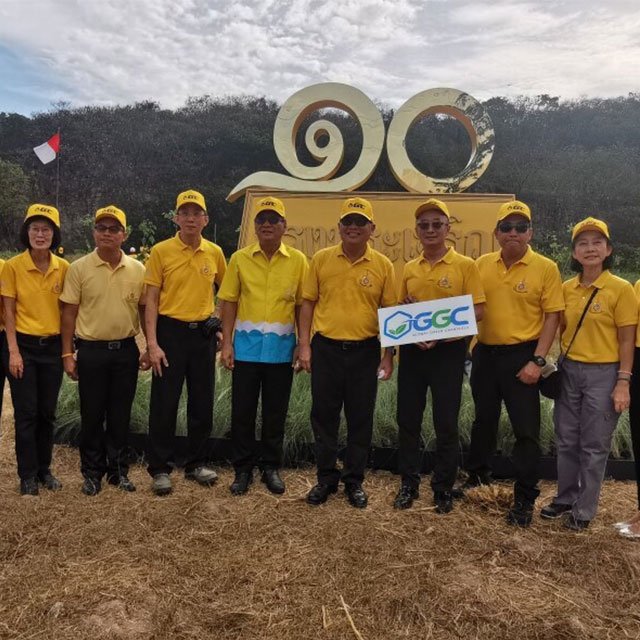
[553,358,619,521]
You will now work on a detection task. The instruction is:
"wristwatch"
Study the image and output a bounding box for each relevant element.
[531,355,546,367]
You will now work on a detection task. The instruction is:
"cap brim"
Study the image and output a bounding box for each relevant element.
[340,211,372,222]
[572,224,609,240]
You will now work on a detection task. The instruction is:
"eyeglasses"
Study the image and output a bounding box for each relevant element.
[95,224,123,234]
[416,221,447,231]
[255,212,284,225]
[28,225,53,236]
[340,215,370,227]
[498,221,530,234]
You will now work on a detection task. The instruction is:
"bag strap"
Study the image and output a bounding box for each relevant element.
[560,286,598,361]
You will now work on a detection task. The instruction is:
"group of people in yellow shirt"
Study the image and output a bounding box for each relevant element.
[0,190,638,539]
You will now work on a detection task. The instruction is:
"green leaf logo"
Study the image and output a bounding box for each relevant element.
[391,323,407,336]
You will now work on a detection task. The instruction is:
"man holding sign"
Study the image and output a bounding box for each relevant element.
[391,199,485,513]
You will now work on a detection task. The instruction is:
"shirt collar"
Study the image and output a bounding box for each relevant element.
[420,246,453,266]
[90,248,126,269]
[250,241,290,259]
[337,242,372,263]
[174,232,203,253]
[24,250,59,274]
[497,245,533,266]
[572,270,611,289]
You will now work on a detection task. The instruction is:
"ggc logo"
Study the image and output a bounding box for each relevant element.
[383,306,470,340]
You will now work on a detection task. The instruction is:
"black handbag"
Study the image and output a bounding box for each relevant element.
[539,287,598,400]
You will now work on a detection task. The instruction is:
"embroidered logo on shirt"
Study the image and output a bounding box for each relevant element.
[201,264,212,277]
[52,282,61,294]
[437,275,451,289]
[590,300,603,313]
[514,279,528,293]
[359,271,373,287]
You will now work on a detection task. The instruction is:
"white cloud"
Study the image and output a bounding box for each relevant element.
[0,0,638,115]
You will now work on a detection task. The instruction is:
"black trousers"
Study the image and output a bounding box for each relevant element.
[2,334,63,481]
[310,334,380,487]
[628,346,640,509]
[0,331,5,425]
[397,339,467,492]
[231,360,293,472]
[77,338,139,481]
[147,316,216,476]
[466,341,541,503]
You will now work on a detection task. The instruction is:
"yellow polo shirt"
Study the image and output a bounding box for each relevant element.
[0,259,4,332]
[218,242,309,363]
[0,250,69,336]
[303,243,396,340]
[562,271,637,363]
[399,247,486,305]
[60,250,146,340]
[144,233,227,322]
[476,246,564,345]
[635,280,640,348]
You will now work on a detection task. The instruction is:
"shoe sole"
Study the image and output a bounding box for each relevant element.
[393,501,414,510]
[540,511,571,520]
[153,487,172,496]
[306,487,338,505]
[185,476,217,487]
[261,479,285,495]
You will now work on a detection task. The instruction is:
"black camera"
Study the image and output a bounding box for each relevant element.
[201,315,223,339]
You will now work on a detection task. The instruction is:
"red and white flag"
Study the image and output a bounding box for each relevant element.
[33,133,60,165]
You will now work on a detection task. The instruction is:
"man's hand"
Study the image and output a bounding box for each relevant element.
[148,343,169,377]
[139,349,151,371]
[377,350,394,381]
[63,355,78,380]
[220,342,234,370]
[612,380,631,413]
[8,350,24,379]
[415,341,437,351]
[516,361,542,385]
[298,344,312,373]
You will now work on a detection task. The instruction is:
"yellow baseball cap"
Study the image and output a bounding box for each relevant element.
[571,217,610,241]
[497,200,531,222]
[414,198,450,219]
[254,196,286,219]
[176,190,206,213]
[95,205,126,228]
[340,197,374,222]
[24,203,60,228]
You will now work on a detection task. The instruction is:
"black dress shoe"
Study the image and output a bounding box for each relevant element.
[506,501,534,527]
[540,502,572,519]
[230,471,253,496]
[38,472,62,491]
[462,472,492,490]
[564,513,590,531]
[20,478,39,496]
[434,491,454,514]
[107,475,136,492]
[345,484,368,509]
[261,469,285,494]
[81,477,102,496]
[393,485,419,509]
[306,483,338,505]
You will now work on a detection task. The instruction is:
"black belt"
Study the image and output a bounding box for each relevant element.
[158,315,206,330]
[16,332,60,346]
[315,334,379,350]
[478,340,537,353]
[76,337,136,350]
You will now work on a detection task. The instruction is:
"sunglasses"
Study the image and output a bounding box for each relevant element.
[255,212,284,225]
[416,221,447,231]
[340,215,370,227]
[498,221,530,234]
[95,224,123,234]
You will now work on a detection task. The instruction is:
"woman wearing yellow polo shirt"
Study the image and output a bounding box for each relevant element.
[0,204,69,495]
[541,217,637,530]
[0,259,5,427]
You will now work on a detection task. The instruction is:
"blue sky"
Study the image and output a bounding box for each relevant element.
[0,0,639,115]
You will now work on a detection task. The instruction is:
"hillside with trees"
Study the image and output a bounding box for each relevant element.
[1,93,639,269]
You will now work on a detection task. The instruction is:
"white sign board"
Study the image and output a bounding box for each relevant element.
[378,294,477,347]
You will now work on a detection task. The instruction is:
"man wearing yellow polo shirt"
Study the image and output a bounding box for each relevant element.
[0,259,5,427]
[298,196,396,508]
[60,206,145,496]
[219,196,308,496]
[145,190,226,496]
[465,200,564,526]
[394,199,485,513]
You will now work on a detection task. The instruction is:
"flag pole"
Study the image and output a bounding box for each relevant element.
[55,127,61,210]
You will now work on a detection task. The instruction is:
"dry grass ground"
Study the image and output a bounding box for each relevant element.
[1,387,640,640]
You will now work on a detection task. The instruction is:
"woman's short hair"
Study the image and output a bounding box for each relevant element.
[19,216,61,251]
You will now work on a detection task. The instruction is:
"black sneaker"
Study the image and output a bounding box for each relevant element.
[540,502,572,520]
[306,483,338,506]
[107,475,136,492]
[20,478,39,496]
[506,501,534,527]
[81,477,102,496]
[434,491,454,514]
[564,513,590,531]
[38,472,62,491]
[393,485,419,510]
[230,471,253,496]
